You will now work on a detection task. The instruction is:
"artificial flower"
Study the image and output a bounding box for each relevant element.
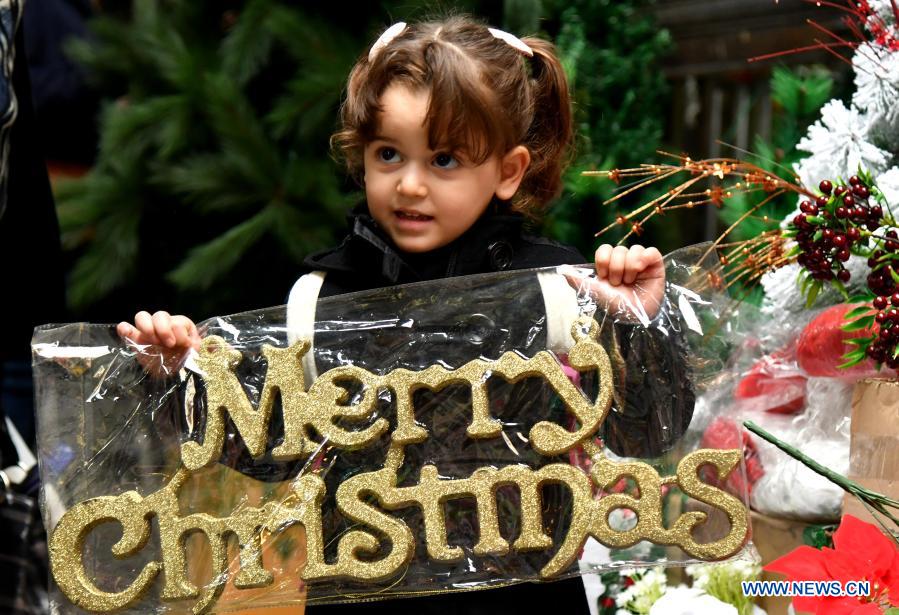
[765,514,899,613]
[795,100,890,191]
[749,388,852,520]
[701,418,766,496]
[867,0,898,27]
[648,586,739,615]
[875,166,899,208]
[852,44,899,139]
[615,568,667,614]
[688,559,764,615]
[862,0,899,52]
[760,261,851,316]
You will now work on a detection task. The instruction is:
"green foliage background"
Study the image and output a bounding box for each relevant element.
[58,0,672,319]
[537,0,672,256]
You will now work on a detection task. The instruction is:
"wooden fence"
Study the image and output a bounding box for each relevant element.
[652,0,848,238]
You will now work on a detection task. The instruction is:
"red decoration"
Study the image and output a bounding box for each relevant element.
[735,346,807,414]
[764,514,899,613]
[701,417,764,496]
[798,305,883,380]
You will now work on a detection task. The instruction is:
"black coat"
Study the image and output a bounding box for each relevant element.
[301,202,586,298]
[299,204,694,615]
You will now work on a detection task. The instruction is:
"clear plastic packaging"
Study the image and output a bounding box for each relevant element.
[32,245,753,614]
[689,299,857,523]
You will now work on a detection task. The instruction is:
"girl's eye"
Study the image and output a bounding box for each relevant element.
[378,147,401,163]
[433,152,459,169]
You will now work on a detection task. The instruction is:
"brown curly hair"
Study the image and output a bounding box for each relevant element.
[331,15,573,218]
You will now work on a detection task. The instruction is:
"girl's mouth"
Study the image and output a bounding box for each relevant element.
[395,211,434,222]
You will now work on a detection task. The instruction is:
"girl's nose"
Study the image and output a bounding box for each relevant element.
[396,166,428,198]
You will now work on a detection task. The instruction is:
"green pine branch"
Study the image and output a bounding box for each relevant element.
[266,73,347,140]
[202,72,282,182]
[167,206,277,290]
[67,210,142,310]
[266,8,355,67]
[153,153,271,213]
[771,65,834,118]
[221,0,276,86]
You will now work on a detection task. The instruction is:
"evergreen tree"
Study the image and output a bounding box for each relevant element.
[537,0,673,257]
[59,2,379,318]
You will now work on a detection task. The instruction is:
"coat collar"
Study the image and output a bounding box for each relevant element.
[303,201,526,284]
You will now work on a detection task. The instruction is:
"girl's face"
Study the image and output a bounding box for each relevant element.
[364,84,526,253]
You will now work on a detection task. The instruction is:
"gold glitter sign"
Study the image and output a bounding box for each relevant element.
[45,317,749,614]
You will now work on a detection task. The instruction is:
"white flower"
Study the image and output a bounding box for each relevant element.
[868,0,898,25]
[795,99,891,189]
[758,257,868,322]
[851,43,899,139]
[731,559,763,579]
[876,166,899,208]
[760,262,804,316]
[684,563,705,578]
[685,559,764,613]
[615,589,633,608]
[692,574,711,591]
[648,586,738,615]
[616,568,667,614]
[794,153,840,195]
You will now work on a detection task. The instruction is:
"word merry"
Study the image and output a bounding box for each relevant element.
[180,320,617,469]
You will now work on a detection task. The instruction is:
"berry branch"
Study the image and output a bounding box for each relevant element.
[788,171,899,372]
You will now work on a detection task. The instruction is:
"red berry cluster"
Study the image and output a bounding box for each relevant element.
[871,292,899,368]
[789,174,899,372]
[865,230,899,296]
[792,176,882,283]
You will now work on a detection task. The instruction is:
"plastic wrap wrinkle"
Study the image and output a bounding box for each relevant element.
[32,247,751,614]
[690,292,857,522]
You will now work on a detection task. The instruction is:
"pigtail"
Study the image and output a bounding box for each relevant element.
[330,56,376,183]
[518,37,573,215]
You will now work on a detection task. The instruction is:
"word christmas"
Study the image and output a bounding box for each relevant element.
[48,318,749,614]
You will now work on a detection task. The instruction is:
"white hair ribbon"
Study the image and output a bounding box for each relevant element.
[487,27,534,57]
[368,22,408,62]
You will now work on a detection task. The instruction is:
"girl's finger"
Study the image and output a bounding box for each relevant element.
[134,311,157,343]
[172,320,192,349]
[594,244,613,279]
[623,245,646,285]
[608,245,628,286]
[644,246,663,268]
[187,321,202,349]
[117,322,138,342]
[173,316,200,349]
[152,311,176,348]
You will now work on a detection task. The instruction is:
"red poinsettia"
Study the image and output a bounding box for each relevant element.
[765,514,899,614]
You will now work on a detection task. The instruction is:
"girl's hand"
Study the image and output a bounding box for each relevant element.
[576,244,666,321]
[116,311,201,377]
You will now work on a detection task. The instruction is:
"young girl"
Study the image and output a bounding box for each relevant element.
[117,15,674,614]
[117,15,664,362]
